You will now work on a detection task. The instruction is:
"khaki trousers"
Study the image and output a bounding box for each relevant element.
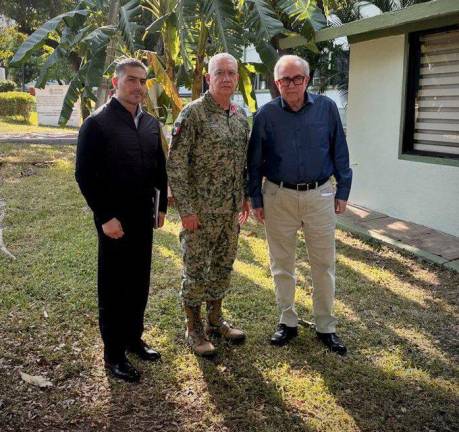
[263,179,337,333]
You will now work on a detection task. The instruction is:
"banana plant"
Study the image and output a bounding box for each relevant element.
[10,0,144,126]
[11,0,329,125]
[142,0,248,111]
[141,0,328,115]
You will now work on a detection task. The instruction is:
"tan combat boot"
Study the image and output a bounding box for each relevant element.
[206,299,246,343]
[184,304,216,357]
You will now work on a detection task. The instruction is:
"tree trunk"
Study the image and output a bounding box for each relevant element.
[96,0,120,108]
[191,21,208,100]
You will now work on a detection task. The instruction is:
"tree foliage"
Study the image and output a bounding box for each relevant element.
[11,0,331,125]
[0,0,78,34]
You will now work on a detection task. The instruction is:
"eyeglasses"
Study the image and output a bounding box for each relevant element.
[277,75,306,87]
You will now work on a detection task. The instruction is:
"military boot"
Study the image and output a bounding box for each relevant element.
[184,304,216,357]
[206,299,246,343]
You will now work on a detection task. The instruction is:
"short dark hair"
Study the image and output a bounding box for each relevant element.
[114,58,147,77]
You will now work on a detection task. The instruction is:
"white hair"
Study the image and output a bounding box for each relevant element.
[208,53,238,75]
[274,55,310,80]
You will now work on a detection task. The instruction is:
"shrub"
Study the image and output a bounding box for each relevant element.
[0,91,35,119]
[0,80,17,92]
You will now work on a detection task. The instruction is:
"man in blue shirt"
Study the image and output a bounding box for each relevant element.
[248,55,352,355]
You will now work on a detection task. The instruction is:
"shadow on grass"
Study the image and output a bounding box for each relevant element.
[224,222,458,431]
[192,268,312,432]
[2,164,457,432]
[283,233,459,432]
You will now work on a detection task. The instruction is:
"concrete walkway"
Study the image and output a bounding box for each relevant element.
[338,204,459,272]
[0,132,77,144]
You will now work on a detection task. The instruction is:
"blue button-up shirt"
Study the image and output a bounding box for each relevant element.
[248,92,352,208]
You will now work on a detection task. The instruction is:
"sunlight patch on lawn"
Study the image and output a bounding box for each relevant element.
[387,324,458,373]
[233,259,272,287]
[337,253,430,307]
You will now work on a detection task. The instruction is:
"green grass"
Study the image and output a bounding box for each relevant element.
[0,144,458,432]
[0,112,77,134]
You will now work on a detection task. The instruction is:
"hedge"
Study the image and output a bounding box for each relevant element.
[0,80,17,92]
[0,91,35,119]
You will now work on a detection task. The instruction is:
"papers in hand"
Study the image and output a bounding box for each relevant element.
[153,188,160,229]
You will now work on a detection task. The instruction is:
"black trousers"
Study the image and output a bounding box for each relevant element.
[95,205,153,362]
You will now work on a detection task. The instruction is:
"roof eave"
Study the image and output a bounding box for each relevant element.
[279,0,459,49]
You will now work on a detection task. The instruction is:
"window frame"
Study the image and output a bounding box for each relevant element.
[402,24,459,162]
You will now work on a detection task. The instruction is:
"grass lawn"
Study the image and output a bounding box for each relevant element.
[0,144,458,432]
[0,113,77,134]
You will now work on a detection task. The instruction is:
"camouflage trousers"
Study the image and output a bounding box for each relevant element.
[179,212,239,307]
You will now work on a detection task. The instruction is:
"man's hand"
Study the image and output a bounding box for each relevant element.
[157,212,166,228]
[251,207,265,224]
[182,214,200,231]
[335,199,347,214]
[238,199,250,225]
[102,217,124,239]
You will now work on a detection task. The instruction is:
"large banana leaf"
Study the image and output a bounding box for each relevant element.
[36,25,114,89]
[143,12,174,37]
[35,47,66,88]
[238,63,257,113]
[277,0,327,35]
[10,9,89,65]
[119,0,144,53]
[164,14,180,63]
[245,0,285,41]
[84,49,107,90]
[205,0,244,57]
[145,51,184,115]
[58,50,107,125]
[80,26,117,55]
[59,62,86,126]
[35,24,96,88]
[175,0,198,73]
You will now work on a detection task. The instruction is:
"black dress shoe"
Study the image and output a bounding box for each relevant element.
[316,332,347,356]
[270,324,298,346]
[127,340,161,362]
[105,358,141,382]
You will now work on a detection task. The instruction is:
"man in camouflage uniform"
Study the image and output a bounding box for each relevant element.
[167,53,250,356]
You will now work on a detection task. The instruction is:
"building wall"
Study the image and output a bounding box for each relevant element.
[347,34,459,236]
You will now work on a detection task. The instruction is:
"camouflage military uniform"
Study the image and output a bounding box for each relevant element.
[167,91,249,307]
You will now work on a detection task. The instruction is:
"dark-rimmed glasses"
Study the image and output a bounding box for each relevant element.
[277,75,306,87]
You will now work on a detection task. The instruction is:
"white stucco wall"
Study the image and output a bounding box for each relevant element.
[347,34,459,236]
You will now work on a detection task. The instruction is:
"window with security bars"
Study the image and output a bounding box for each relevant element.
[403,26,459,159]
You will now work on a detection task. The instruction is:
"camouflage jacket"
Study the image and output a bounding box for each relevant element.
[167,91,250,216]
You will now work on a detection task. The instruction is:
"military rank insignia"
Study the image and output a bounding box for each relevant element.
[172,121,182,137]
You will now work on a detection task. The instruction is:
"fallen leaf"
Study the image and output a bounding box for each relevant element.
[20,371,53,388]
[43,310,48,319]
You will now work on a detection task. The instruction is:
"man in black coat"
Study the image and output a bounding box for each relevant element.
[75,58,168,382]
